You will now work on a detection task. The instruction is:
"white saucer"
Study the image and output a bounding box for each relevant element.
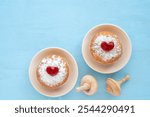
[29,47,78,97]
[82,24,132,74]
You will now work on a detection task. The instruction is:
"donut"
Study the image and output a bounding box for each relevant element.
[90,31,122,64]
[36,55,69,89]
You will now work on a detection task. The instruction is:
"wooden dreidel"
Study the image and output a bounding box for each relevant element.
[106,75,130,96]
[76,75,98,95]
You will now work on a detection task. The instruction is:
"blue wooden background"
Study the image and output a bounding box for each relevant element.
[0,0,150,100]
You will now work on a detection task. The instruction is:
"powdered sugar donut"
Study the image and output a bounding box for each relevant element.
[37,55,69,89]
[90,31,122,64]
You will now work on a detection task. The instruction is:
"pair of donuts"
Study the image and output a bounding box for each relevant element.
[36,31,123,90]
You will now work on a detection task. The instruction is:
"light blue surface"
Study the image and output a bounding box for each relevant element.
[0,0,150,100]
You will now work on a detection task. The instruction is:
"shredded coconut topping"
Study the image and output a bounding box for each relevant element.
[92,34,122,61]
[38,55,67,86]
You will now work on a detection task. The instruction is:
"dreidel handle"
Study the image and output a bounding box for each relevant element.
[76,83,90,92]
[118,75,130,85]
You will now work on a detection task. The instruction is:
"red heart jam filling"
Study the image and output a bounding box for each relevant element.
[46,66,59,76]
[100,41,114,51]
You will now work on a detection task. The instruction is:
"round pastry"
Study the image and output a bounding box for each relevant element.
[36,55,69,89]
[90,31,122,64]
